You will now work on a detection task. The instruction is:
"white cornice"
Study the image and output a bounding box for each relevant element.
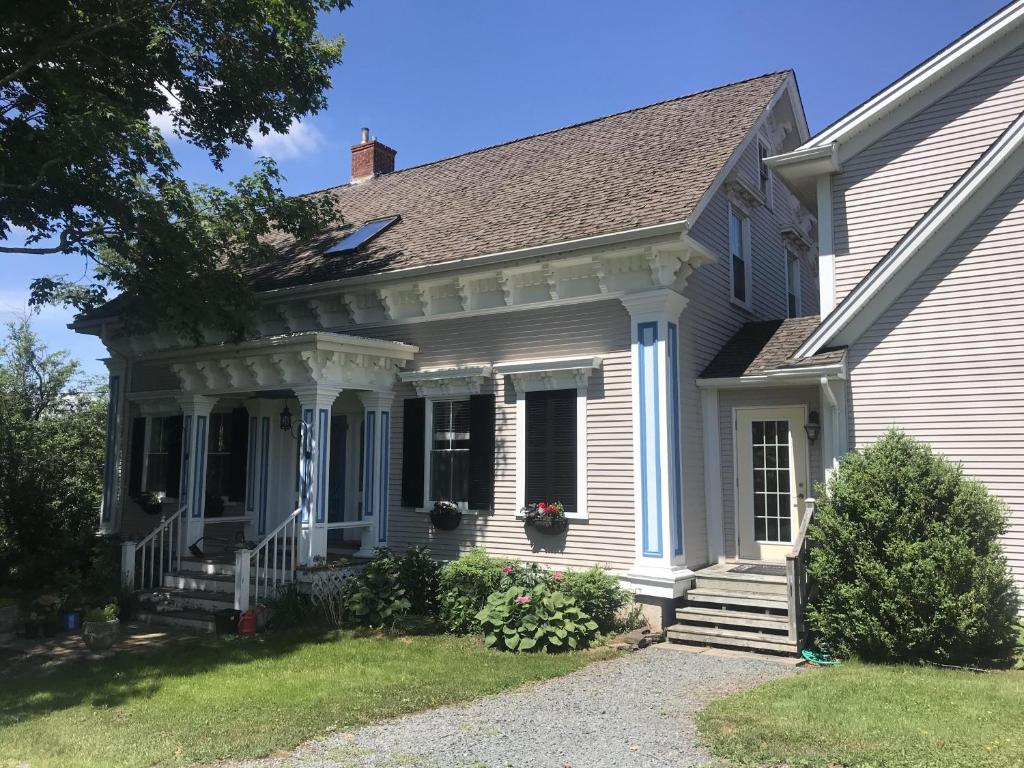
[399,365,493,397]
[495,356,602,393]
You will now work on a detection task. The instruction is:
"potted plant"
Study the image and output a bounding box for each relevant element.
[82,603,119,650]
[136,491,165,516]
[429,500,462,531]
[522,501,569,535]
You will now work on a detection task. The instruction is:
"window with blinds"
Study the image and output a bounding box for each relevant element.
[430,399,471,504]
[525,389,577,512]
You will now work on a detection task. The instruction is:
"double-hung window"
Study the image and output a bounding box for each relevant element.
[729,205,752,308]
[429,399,471,506]
[524,389,578,513]
[206,409,249,503]
[786,250,802,318]
[144,416,179,495]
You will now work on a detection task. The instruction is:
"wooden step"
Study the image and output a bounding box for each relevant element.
[163,572,235,594]
[685,588,788,611]
[675,606,789,632]
[177,557,236,577]
[695,573,787,597]
[137,609,216,634]
[154,588,234,612]
[666,624,797,654]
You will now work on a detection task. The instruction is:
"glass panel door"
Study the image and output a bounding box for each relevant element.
[751,420,792,544]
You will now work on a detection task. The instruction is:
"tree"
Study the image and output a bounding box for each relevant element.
[0,317,109,593]
[1,0,348,337]
[807,429,1019,666]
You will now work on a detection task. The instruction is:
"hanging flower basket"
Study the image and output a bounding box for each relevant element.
[522,501,569,535]
[429,500,463,531]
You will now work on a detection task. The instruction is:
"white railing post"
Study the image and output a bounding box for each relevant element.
[121,541,137,589]
[234,548,251,611]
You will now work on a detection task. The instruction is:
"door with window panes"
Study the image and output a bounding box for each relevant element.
[735,407,808,561]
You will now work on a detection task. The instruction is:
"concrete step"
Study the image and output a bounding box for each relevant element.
[675,606,789,632]
[694,573,787,597]
[178,557,236,577]
[137,609,216,634]
[155,588,234,612]
[163,572,235,594]
[666,624,798,654]
[685,588,789,611]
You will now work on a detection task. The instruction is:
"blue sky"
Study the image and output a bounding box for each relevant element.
[0,0,1007,377]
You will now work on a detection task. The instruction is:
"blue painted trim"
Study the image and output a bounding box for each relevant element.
[638,322,663,558]
[179,415,192,502]
[101,375,120,522]
[258,417,270,536]
[378,411,390,543]
[668,322,684,557]
[300,408,313,524]
[245,416,257,513]
[192,415,207,518]
[316,408,329,524]
[363,412,377,517]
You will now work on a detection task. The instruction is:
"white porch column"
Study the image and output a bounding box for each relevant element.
[819,376,849,481]
[358,391,394,556]
[620,289,693,598]
[178,395,218,550]
[294,386,342,564]
[100,356,128,534]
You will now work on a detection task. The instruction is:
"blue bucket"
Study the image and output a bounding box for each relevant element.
[62,610,81,632]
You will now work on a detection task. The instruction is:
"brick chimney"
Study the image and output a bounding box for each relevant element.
[351,127,396,183]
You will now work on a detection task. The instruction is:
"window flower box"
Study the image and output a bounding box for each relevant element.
[522,501,568,535]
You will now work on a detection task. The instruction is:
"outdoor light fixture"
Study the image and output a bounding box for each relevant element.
[279,405,292,432]
[804,410,821,445]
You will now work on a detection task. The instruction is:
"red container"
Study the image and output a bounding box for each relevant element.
[238,610,259,635]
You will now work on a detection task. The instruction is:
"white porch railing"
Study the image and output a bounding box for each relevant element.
[234,507,300,610]
[121,504,186,591]
[785,497,815,648]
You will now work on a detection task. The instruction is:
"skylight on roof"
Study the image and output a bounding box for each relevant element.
[325,215,399,254]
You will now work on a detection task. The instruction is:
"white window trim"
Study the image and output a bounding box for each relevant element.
[728,203,753,311]
[495,356,600,521]
[785,248,802,318]
[419,395,487,515]
[758,137,774,210]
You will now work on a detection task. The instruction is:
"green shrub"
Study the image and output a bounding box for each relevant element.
[266,584,321,631]
[397,546,441,616]
[476,584,598,652]
[438,548,512,633]
[84,603,117,622]
[807,429,1019,665]
[344,549,410,627]
[557,566,633,634]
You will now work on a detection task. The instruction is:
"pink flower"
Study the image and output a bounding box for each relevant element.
[515,594,531,605]
[503,565,514,575]
[552,571,563,581]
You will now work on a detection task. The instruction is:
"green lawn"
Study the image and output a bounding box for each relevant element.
[698,661,1024,768]
[0,630,615,768]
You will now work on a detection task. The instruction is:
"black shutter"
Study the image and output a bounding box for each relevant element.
[166,415,183,498]
[128,417,146,497]
[227,407,249,502]
[468,394,496,511]
[401,398,425,508]
[524,390,577,512]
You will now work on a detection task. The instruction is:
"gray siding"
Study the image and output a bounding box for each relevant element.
[832,44,1024,305]
[717,387,823,559]
[363,300,636,572]
[848,168,1024,592]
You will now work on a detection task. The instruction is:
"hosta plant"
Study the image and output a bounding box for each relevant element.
[476,584,598,653]
[344,549,411,627]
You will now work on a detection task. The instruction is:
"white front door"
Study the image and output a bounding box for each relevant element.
[735,407,808,561]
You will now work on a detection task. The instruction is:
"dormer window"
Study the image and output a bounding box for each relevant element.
[325,215,399,255]
[729,204,752,308]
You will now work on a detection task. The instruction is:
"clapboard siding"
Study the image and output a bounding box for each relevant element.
[718,387,823,559]
[358,300,636,571]
[848,168,1024,592]
[832,44,1024,305]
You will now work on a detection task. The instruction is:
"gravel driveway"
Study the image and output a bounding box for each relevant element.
[227,645,800,768]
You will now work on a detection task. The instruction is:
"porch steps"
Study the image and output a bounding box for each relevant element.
[666,563,798,656]
[137,608,217,634]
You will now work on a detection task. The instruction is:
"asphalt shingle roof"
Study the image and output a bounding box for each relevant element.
[700,316,845,379]
[248,71,789,290]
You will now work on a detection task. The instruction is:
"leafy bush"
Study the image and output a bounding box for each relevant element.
[476,584,598,652]
[397,546,441,616]
[557,566,634,634]
[807,429,1019,665]
[438,548,512,634]
[265,584,321,631]
[84,603,117,622]
[343,549,410,627]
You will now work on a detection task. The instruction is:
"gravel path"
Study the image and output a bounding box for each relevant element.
[227,646,800,768]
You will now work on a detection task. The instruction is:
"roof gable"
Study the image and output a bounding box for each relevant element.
[248,72,792,291]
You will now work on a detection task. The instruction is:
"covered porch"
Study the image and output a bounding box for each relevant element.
[101,331,418,599]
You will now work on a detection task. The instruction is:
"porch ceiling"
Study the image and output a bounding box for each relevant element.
[140,331,418,396]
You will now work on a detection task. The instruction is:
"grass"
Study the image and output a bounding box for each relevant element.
[0,630,616,768]
[698,661,1024,768]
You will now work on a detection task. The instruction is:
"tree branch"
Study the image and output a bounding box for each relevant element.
[0,17,126,90]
